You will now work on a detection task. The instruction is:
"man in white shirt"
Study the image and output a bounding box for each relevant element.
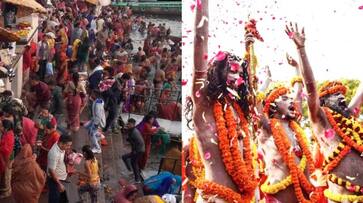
[47,135,72,203]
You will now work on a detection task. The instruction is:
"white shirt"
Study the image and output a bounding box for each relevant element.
[47,143,67,181]
[96,18,105,33]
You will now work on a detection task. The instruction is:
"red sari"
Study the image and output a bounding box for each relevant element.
[139,123,158,169]
[0,130,14,173]
[65,81,85,131]
[37,130,60,170]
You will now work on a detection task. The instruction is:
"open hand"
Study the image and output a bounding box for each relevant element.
[245,32,255,48]
[285,22,305,48]
[286,53,298,67]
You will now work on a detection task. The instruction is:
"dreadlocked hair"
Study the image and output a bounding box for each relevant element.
[184,96,194,130]
[204,52,250,115]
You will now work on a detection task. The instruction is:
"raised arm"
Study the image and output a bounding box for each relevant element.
[192,0,209,105]
[286,23,320,122]
[348,81,363,117]
[286,53,303,113]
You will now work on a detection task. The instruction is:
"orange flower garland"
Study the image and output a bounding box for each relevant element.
[213,102,257,201]
[189,137,205,180]
[193,179,244,203]
[323,145,351,174]
[318,81,347,98]
[233,102,258,190]
[263,86,290,116]
[324,107,363,153]
[213,102,240,184]
[224,105,255,194]
[188,136,245,202]
[186,101,258,203]
[289,121,315,174]
[270,119,316,203]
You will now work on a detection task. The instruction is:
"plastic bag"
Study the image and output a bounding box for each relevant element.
[45,62,53,76]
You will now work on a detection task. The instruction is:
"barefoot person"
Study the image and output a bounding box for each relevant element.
[287,22,363,203]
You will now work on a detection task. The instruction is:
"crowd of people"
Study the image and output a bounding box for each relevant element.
[0,0,181,202]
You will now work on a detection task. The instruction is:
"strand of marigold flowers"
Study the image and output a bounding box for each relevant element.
[279,120,316,197]
[189,137,205,179]
[233,102,255,178]
[193,179,244,203]
[289,121,316,174]
[270,119,315,203]
[323,145,351,174]
[224,104,248,185]
[188,136,205,202]
[225,105,257,201]
[215,102,255,199]
[324,107,363,152]
[188,136,245,203]
[233,102,259,201]
[213,102,236,181]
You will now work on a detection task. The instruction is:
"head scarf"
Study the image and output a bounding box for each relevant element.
[11,144,46,203]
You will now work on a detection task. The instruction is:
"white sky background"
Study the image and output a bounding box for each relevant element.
[181,0,363,141]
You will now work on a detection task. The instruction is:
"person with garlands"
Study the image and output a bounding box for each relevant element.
[286,22,363,203]
[257,58,321,202]
[184,0,262,202]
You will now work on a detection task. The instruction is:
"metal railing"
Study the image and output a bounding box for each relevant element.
[123,85,181,121]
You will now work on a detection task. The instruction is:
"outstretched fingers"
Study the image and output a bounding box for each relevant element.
[285,24,291,34]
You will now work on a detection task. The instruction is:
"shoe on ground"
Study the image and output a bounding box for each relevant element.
[91,148,102,154]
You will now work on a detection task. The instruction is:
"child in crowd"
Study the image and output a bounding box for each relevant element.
[85,90,105,154]
[77,145,101,203]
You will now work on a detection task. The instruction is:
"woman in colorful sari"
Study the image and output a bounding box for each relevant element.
[56,52,69,87]
[11,144,46,203]
[0,119,15,199]
[136,114,159,170]
[37,122,60,171]
[59,25,69,52]
[64,72,87,132]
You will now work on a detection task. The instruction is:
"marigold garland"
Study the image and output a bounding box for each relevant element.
[270,119,316,203]
[323,144,351,174]
[188,135,245,202]
[324,189,363,202]
[318,81,347,98]
[187,101,258,203]
[188,136,205,202]
[290,76,303,87]
[260,156,307,194]
[263,86,290,116]
[233,102,257,184]
[224,104,256,194]
[328,174,363,194]
[194,179,244,203]
[324,107,363,153]
[213,102,257,201]
[189,137,205,179]
[289,121,316,174]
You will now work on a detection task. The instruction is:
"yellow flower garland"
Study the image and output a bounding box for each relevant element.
[261,156,307,194]
[324,189,363,202]
[290,76,303,87]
